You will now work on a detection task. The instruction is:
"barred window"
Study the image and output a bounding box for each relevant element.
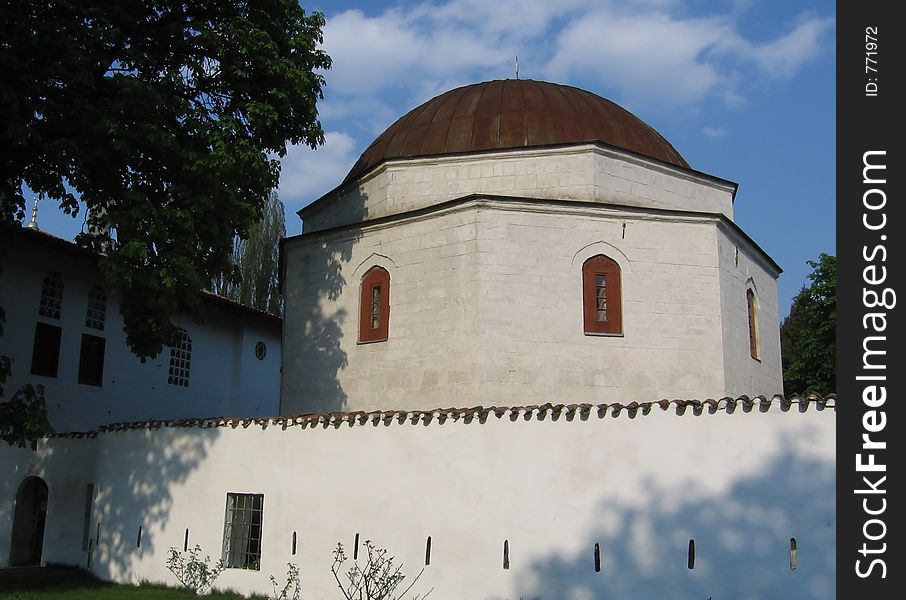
[222,493,264,570]
[167,329,192,387]
[85,286,107,331]
[39,271,64,319]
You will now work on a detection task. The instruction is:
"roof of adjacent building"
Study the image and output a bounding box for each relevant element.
[344,79,689,183]
[1,223,281,325]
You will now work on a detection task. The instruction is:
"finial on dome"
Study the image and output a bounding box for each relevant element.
[514,55,519,80]
[24,194,41,230]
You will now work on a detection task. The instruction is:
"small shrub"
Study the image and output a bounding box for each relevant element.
[269,562,301,600]
[166,544,226,596]
[331,540,430,600]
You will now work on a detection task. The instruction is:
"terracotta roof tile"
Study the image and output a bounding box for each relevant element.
[75,395,835,436]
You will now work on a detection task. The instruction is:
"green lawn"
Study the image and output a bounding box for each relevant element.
[0,568,268,600]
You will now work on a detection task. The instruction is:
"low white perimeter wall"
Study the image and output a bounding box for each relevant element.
[5,400,834,600]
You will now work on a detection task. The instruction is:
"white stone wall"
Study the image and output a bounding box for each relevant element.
[472,201,728,405]
[0,238,281,431]
[0,400,835,600]
[716,225,784,396]
[282,197,772,415]
[281,206,482,414]
[301,145,735,233]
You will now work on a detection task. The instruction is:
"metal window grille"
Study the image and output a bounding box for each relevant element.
[85,286,107,330]
[167,329,192,387]
[39,271,64,319]
[371,285,381,329]
[595,274,607,321]
[222,493,264,570]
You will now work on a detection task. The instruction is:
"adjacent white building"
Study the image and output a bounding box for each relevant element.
[0,224,282,432]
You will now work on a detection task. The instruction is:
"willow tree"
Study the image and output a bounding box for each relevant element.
[212,191,285,315]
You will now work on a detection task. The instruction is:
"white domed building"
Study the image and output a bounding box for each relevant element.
[281,79,783,414]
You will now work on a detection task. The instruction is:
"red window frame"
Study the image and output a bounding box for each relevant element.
[359,266,390,343]
[582,255,622,335]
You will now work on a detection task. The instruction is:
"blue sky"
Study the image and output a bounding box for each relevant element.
[32,0,835,317]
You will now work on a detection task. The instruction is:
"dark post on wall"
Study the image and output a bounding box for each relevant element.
[837,1,903,597]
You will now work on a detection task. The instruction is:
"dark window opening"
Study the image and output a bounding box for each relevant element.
[30,322,62,378]
[747,289,759,359]
[78,334,106,386]
[222,493,263,570]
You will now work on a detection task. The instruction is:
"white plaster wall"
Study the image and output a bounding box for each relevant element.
[0,239,281,432]
[301,146,735,233]
[473,201,728,405]
[717,225,784,396]
[282,199,743,414]
[3,402,835,599]
[0,437,99,568]
[281,208,481,414]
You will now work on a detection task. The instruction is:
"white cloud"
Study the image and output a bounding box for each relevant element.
[318,1,832,121]
[722,16,835,78]
[276,132,359,220]
[702,126,726,139]
[544,12,730,109]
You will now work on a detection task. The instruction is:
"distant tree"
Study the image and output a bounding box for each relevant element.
[211,190,285,315]
[781,253,836,395]
[1,1,330,358]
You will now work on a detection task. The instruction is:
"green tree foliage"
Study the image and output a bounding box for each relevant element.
[211,190,285,315]
[781,253,836,395]
[0,1,330,358]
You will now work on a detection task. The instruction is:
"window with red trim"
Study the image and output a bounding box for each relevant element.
[746,289,759,359]
[359,266,390,343]
[583,255,622,335]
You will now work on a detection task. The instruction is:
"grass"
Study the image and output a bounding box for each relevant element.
[0,568,269,600]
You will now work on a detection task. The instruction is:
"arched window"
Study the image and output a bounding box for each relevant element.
[359,266,390,343]
[168,329,192,387]
[39,271,64,319]
[583,255,622,335]
[85,286,107,331]
[746,289,759,359]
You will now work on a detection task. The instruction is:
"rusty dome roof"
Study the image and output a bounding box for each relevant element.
[344,79,689,183]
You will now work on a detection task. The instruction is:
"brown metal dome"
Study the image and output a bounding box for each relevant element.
[344,79,689,183]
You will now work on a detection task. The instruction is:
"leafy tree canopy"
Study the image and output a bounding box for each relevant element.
[780,253,836,395]
[211,190,285,315]
[0,0,330,358]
